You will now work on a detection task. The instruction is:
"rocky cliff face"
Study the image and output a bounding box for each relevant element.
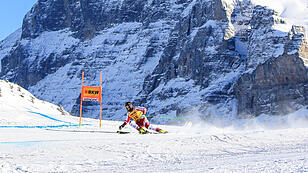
[233,5,308,117]
[234,24,308,117]
[0,0,307,121]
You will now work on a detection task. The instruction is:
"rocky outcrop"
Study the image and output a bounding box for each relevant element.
[234,5,308,117]
[21,0,179,40]
[234,52,308,116]
[0,0,307,121]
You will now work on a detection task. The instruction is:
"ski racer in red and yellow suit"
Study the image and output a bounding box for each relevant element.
[119,102,167,134]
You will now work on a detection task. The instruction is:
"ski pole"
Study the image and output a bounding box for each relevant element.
[146,115,187,121]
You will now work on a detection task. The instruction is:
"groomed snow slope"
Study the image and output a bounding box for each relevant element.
[0,80,308,172]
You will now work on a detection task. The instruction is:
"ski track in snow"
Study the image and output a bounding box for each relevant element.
[1,118,308,172]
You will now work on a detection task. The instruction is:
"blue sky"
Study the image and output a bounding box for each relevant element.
[0,0,37,41]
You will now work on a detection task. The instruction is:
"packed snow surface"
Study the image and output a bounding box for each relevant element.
[0,80,308,172]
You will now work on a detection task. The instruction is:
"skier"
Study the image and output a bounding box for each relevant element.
[118,102,167,134]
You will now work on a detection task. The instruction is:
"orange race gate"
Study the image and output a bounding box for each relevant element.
[79,72,102,127]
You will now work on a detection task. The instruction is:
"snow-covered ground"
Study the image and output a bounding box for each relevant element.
[1,80,308,172]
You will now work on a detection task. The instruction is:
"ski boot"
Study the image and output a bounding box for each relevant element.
[158,129,167,134]
[139,128,148,134]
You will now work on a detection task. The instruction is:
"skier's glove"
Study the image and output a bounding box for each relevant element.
[119,124,125,130]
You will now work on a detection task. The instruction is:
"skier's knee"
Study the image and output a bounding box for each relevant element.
[145,122,150,129]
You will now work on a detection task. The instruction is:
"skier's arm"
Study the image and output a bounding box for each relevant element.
[123,114,131,126]
[135,107,147,115]
[119,114,131,130]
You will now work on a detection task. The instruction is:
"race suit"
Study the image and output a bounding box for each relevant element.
[122,106,161,132]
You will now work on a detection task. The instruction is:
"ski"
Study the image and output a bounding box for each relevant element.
[117,131,130,134]
[142,131,168,134]
[116,130,167,134]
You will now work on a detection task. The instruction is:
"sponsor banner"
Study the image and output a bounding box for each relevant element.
[83,98,99,101]
[81,86,101,102]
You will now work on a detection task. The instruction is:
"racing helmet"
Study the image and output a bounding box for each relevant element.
[124,102,134,112]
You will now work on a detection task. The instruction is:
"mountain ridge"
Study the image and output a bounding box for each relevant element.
[0,0,307,122]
